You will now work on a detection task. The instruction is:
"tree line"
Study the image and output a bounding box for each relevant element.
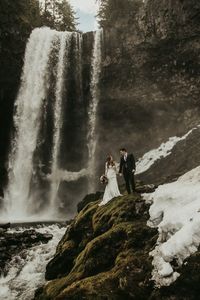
[0,0,77,35]
[97,0,143,28]
[40,0,77,31]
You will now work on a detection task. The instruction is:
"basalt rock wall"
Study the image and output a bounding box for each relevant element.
[96,0,200,173]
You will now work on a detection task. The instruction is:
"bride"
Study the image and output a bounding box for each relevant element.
[99,155,122,206]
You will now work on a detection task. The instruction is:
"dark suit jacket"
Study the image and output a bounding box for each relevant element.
[119,153,136,174]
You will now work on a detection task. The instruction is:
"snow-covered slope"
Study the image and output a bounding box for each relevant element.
[136,125,200,185]
[136,126,199,175]
[143,166,200,286]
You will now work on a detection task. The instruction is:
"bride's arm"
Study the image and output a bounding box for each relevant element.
[113,162,118,173]
[105,163,108,175]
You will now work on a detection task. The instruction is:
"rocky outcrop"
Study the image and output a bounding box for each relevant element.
[34,191,200,299]
[35,194,158,299]
[77,191,103,212]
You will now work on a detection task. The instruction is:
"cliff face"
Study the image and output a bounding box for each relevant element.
[137,126,200,185]
[96,0,200,170]
[139,0,200,41]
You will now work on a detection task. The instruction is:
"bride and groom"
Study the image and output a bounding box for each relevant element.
[100,148,136,206]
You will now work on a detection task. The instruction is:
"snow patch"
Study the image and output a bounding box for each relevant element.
[143,166,200,286]
[136,126,199,175]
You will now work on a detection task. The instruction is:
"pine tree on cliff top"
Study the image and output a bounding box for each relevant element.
[97,0,142,28]
[40,0,77,31]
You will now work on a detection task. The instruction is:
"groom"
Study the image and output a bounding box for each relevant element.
[119,148,136,194]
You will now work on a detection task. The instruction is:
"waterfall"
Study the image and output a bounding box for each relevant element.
[49,32,72,215]
[48,32,87,216]
[1,27,102,222]
[87,30,102,191]
[3,28,57,220]
[76,33,83,100]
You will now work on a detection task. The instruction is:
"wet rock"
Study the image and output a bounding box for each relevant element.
[0,229,53,276]
[43,233,54,240]
[0,222,10,230]
[136,184,157,194]
[77,191,103,212]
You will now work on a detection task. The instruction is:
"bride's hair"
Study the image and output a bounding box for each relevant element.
[106,155,115,167]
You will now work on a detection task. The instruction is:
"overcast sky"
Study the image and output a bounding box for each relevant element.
[69,0,99,32]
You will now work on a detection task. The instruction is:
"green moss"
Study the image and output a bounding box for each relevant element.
[92,194,147,235]
[35,193,157,300]
[45,201,99,280]
[37,189,200,300]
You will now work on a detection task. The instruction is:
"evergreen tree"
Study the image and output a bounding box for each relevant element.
[97,0,142,28]
[56,0,77,31]
[40,0,58,28]
[40,0,77,31]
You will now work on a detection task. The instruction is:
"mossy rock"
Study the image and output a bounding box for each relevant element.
[46,201,99,280]
[35,193,158,299]
[35,191,200,299]
[77,192,103,212]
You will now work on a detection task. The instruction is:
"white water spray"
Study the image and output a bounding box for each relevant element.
[3,28,57,220]
[0,225,65,300]
[49,32,87,216]
[87,30,102,190]
[76,33,83,97]
[1,27,103,221]
[49,32,72,215]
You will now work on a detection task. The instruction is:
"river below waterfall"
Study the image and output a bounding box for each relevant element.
[0,223,66,300]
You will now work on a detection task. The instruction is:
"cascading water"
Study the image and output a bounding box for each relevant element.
[87,30,103,191]
[1,27,102,222]
[3,28,56,221]
[48,32,88,216]
[49,32,72,215]
[0,225,66,300]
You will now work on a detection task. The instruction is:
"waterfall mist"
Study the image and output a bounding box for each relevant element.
[87,29,103,191]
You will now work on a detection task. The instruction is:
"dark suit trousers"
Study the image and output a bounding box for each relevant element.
[123,170,135,194]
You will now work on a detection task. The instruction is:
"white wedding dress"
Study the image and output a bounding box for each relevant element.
[99,164,122,206]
